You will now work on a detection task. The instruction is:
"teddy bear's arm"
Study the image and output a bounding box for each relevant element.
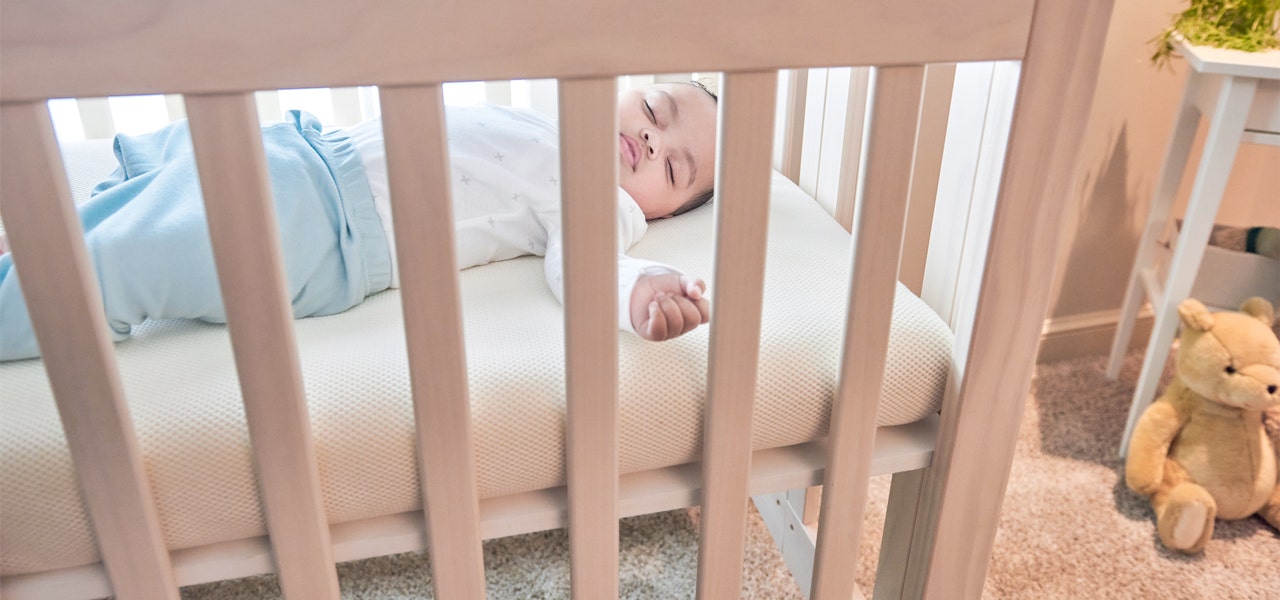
[1125,396,1186,496]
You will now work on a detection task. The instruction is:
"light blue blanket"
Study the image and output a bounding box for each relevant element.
[0,111,390,361]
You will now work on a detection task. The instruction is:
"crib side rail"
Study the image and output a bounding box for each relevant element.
[696,70,779,597]
[811,65,925,599]
[378,84,488,597]
[0,102,180,599]
[182,93,343,598]
[0,0,1121,598]
[557,77,624,598]
[1,0,1034,103]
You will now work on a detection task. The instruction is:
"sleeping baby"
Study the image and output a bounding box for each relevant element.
[0,82,717,361]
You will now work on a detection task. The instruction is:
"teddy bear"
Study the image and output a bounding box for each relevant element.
[1125,296,1280,554]
[1265,402,1280,528]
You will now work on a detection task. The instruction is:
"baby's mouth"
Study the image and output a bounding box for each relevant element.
[619,134,640,170]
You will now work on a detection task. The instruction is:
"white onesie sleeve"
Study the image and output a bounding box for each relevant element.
[541,187,683,334]
[351,103,688,335]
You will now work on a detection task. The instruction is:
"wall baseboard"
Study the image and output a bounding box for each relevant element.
[1036,307,1154,364]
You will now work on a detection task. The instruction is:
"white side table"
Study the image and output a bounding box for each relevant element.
[1109,38,1280,457]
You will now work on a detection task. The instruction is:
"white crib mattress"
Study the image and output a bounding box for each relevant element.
[0,140,953,576]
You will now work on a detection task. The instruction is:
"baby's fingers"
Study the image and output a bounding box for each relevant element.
[661,293,710,339]
[656,294,688,339]
[681,276,707,301]
[645,300,669,341]
[673,295,704,336]
[693,295,711,325]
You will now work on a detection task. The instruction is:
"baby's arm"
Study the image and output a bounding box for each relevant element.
[629,270,710,341]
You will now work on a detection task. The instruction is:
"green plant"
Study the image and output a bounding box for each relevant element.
[1151,0,1280,67]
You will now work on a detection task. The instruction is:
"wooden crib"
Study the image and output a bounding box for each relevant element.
[0,0,1114,598]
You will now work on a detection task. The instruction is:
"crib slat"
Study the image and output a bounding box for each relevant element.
[379,84,488,598]
[329,87,363,126]
[696,70,777,599]
[775,69,807,182]
[75,97,116,139]
[484,81,514,107]
[0,101,180,600]
[557,76,621,599]
[899,63,956,296]
[832,68,872,232]
[897,0,1117,597]
[810,65,925,600]
[183,92,340,600]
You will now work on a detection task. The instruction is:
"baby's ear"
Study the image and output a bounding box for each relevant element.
[1240,296,1276,327]
[1178,298,1214,332]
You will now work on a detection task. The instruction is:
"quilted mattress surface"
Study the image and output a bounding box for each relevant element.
[0,140,953,575]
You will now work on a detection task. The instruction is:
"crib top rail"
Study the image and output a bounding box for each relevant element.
[0,0,1034,101]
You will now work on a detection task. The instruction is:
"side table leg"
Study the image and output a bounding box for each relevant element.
[1106,73,1205,379]
[1118,74,1259,457]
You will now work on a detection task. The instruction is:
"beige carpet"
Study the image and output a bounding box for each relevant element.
[180,347,1280,599]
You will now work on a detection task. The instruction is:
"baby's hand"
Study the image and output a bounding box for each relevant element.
[630,272,711,341]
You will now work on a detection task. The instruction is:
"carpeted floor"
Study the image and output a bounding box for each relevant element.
[180,347,1280,599]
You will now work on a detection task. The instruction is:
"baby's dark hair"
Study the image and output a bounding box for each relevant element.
[688,79,718,103]
[672,187,715,217]
[673,79,718,217]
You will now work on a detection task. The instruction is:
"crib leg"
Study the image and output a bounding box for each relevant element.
[752,488,869,600]
[754,490,817,598]
[802,484,823,527]
[872,470,927,599]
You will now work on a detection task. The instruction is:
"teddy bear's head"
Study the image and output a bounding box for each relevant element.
[1175,297,1280,411]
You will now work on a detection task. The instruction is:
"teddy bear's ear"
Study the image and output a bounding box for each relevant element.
[1239,296,1276,327]
[1178,298,1214,332]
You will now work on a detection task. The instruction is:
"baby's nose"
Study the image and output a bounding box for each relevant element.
[642,131,658,157]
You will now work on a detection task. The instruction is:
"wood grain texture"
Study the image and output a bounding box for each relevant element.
[873,469,928,599]
[696,70,777,600]
[558,77,621,600]
[833,68,873,232]
[379,84,488,599]
[184,92,340,600]
[1,0,1034,101]
[811,65,924,600]
[0,0,1118,597]
[895,0,1118,597]
[777,69,808,182]
[0,101,180,600]
[899,64,956,296]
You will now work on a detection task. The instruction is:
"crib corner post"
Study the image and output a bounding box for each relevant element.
[888,0,1118,597]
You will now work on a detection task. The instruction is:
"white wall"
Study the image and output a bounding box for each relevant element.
[1048,0,1280,324]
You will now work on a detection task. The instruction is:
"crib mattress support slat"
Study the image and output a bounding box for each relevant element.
[379,83,489,599]
[0,415,940,600]
[557,76,623,599]
[0,101,181,600]
[696,69,778,599]
[811,64,925,600]
[184,92,341,600]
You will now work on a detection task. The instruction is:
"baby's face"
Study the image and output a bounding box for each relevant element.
[616,83,718,220]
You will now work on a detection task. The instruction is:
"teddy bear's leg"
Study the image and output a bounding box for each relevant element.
[1261,483,1280,532]
[1153,480,1217,553]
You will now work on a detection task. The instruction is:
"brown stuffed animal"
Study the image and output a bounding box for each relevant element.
[1265,403,1280,528]
[1125,297,1280,553]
